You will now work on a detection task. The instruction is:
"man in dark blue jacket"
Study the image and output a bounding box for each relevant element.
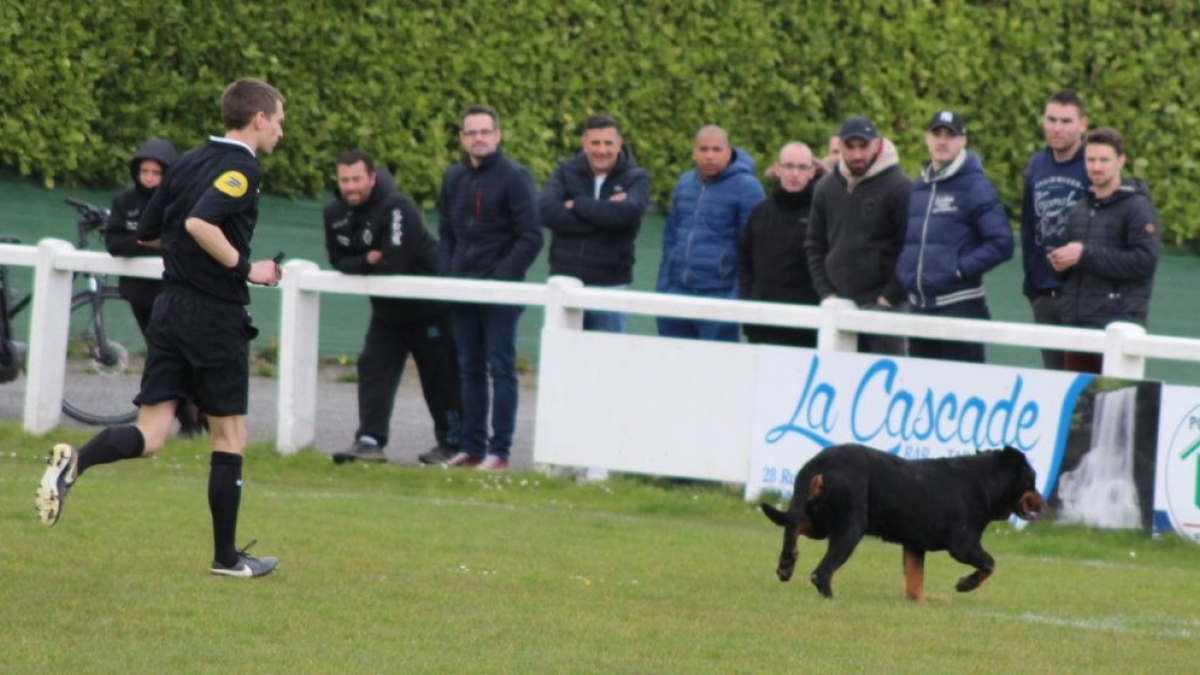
[540,115,650,332]
[437,105,543,470]
[898,110,1013,363]
[656,125,765,341]
[324,151,461,466]
[1020,89,1090,369]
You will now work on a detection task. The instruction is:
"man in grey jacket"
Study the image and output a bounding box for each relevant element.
[805,116,911,355]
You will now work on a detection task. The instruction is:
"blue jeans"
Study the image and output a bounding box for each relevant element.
[449,303,523,459]
[655,286,740,342]
[908,298,989,363]
[583,284,629,333]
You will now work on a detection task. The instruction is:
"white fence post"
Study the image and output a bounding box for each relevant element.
[24,239,75,434]
[1102,322,1147,379]
[817,296,858,353]
[276,260,321,454]
[544,275,585,330]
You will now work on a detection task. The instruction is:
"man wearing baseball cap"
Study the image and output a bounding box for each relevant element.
[896,110,1013,362]
[805,115,911,355]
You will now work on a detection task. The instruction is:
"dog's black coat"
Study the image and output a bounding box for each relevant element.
[760,444,1044,600]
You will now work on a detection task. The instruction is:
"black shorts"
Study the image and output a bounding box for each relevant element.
[135,286,257,417]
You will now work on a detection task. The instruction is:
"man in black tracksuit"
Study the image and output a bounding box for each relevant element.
[324,150,461,464]
[1048,128,1160,373]
[539,114,650,332]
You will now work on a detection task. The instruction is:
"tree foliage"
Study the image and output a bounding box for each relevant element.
[3,1,1200,242]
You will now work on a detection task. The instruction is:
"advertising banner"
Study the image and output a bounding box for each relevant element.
[1155,385,1200,540]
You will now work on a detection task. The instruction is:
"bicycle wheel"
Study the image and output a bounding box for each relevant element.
[60,286,142,425]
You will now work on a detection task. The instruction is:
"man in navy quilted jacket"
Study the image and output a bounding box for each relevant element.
[897,110,1013,363]
[656,125,765,341]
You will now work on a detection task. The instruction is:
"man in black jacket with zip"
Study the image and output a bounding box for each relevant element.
[737,141,820,347]
[324,150,461,465]
[437,105,543,470]
[540,114,650,332]
[1048,127,1160,373]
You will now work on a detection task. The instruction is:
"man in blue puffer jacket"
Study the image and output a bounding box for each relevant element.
[897,110,1013,362]
[656,125,765,341]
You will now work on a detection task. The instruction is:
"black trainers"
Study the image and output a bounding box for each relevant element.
[35,443,78,525]
[210,541,279,578]
[418,445,458,465]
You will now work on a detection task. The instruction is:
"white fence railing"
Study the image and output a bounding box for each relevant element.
[5,240,1200,476]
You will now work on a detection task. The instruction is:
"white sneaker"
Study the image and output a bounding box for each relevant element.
[477,454,509,471]
[210,541,278,578]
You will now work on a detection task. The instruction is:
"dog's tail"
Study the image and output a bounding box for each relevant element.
[760,473,824,528]
[760,502,793,527]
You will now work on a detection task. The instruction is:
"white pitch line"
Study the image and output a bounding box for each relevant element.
[976,610,1198,638]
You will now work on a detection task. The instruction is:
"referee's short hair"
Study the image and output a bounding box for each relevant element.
[222,78,285,131]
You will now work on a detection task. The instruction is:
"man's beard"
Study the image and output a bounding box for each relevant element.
[847,159,873,177]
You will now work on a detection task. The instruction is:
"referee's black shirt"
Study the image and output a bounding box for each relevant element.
[139,137,261,305]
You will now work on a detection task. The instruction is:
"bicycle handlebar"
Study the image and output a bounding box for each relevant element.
[65,197,109,217]
[65,197,110,249]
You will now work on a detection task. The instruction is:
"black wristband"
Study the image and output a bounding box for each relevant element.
[232,253,251,280]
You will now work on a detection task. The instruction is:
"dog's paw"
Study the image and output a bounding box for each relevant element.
[810,573,833,598]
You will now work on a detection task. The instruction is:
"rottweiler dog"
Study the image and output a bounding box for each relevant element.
[760,444,1045,601]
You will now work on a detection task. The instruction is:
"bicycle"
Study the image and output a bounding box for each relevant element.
[0,198,145,425]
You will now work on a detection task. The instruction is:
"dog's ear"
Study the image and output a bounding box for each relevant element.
[760,503,794,528]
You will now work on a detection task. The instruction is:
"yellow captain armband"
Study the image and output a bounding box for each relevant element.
[214,170,249,198]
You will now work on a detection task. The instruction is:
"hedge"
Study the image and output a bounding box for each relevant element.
[4,1,1200,243]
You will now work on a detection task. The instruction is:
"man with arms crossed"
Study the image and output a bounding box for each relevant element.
[540,114,650,332]
[37,78,286,578]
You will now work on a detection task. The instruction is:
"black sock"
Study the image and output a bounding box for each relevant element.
[76,426,146,476]
[208,452,244,567]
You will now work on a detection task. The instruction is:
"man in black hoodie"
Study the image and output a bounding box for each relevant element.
[105,137,178,332]
[540,114,650,332]
[1049,128,1160,373]
[324,150,461,464]
[805,116,911,355]
[105,137,206,437]
[737,141,820,347]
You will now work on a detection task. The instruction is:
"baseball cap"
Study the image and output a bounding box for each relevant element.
[837,116,879,142]
[928,110,966,136]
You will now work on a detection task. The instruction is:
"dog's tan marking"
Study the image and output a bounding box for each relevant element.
[807,474,824,501]
[903,548,926,602]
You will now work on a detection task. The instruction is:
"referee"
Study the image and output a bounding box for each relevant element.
[37,78,286,578]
